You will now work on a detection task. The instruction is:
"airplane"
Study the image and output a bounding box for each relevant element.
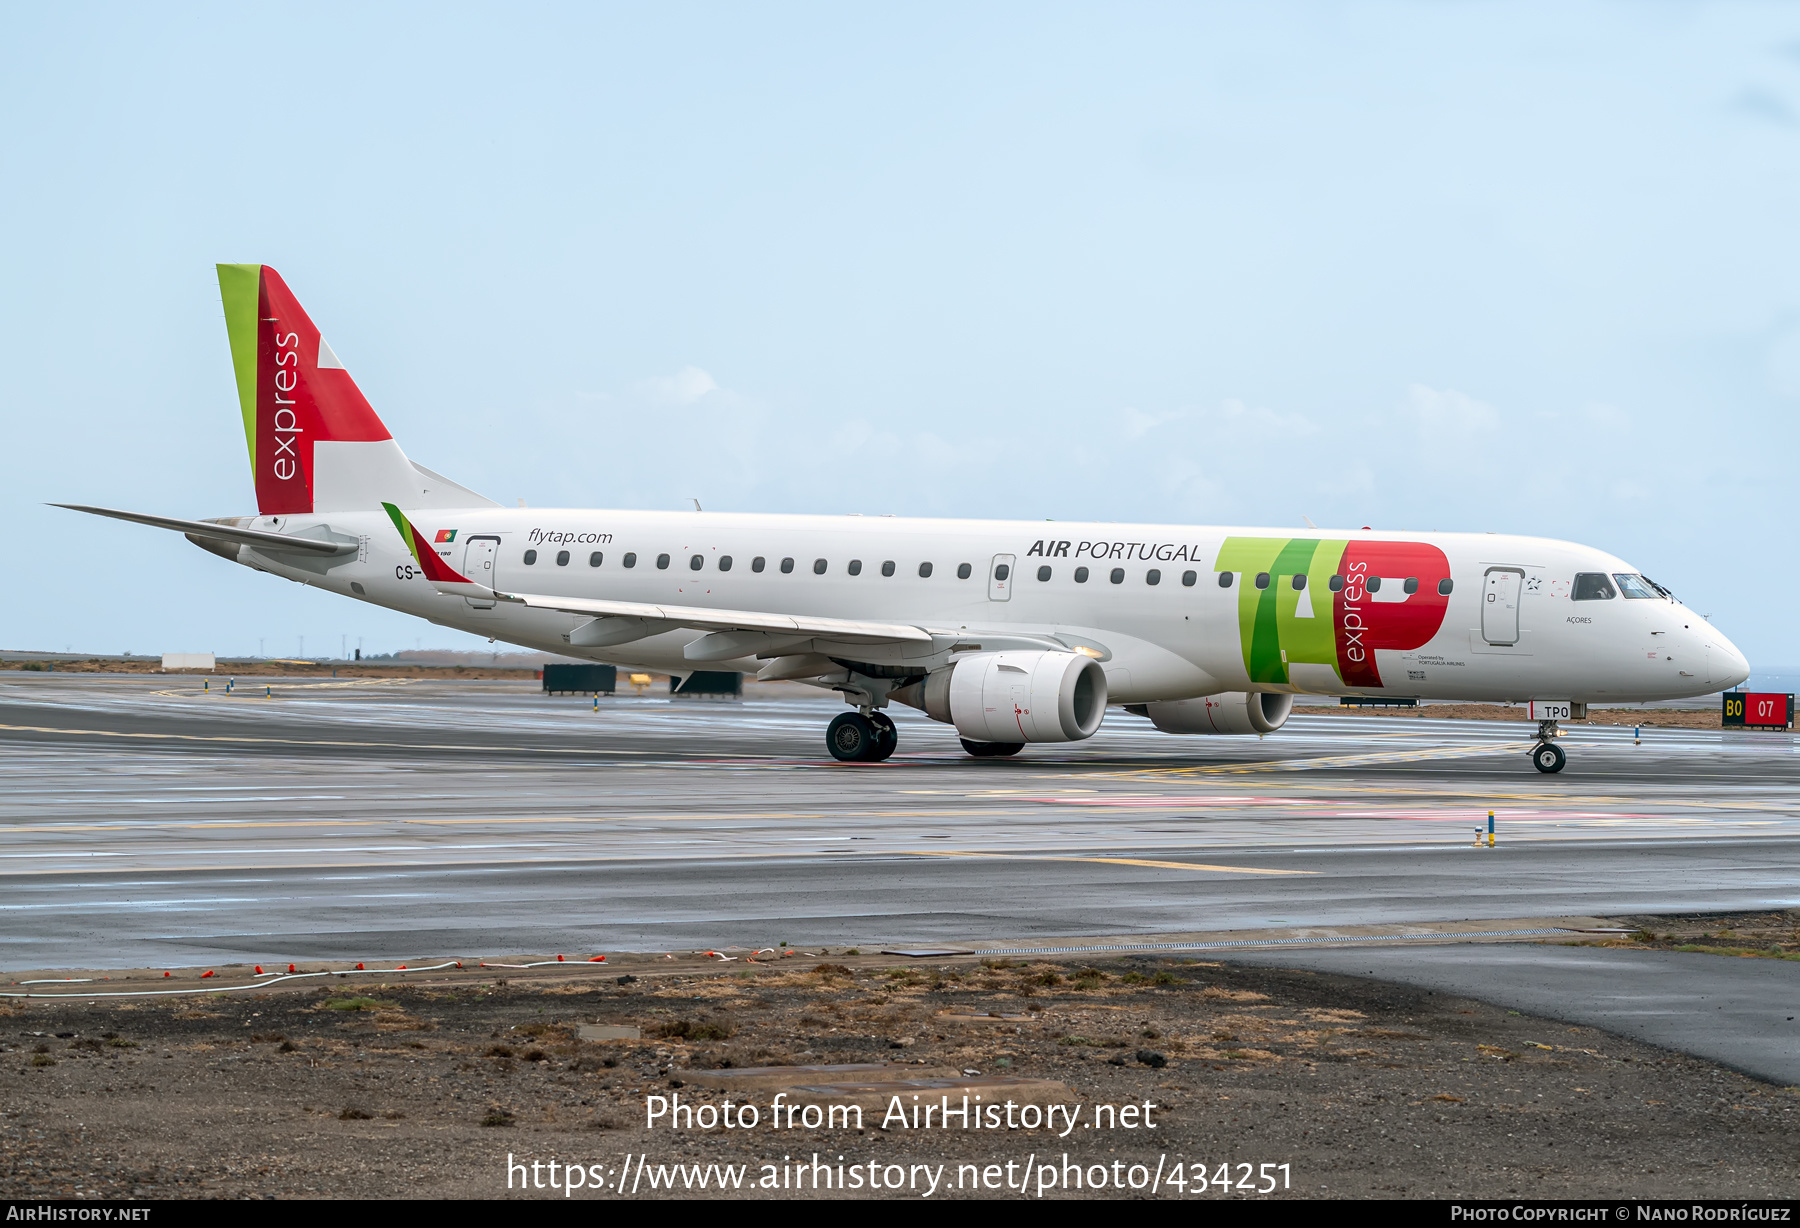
[57,264,1751,771]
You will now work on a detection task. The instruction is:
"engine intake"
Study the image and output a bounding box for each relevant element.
[890,650,1107,743]
[1137,692,1293,735]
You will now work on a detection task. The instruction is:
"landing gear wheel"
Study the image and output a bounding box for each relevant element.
[1531,742,1566,774]
[827,712,881,762]
[960,738,1024,758]
[867,711,898,762]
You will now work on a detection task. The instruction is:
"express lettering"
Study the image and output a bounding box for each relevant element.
[270,330,301,482]
[1340,561,1368,663]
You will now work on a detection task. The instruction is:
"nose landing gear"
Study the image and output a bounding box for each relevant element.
[1530,720,1566,773]
[826,710,898,762]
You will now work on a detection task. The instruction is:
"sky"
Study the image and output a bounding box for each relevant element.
[4,3,1799,666]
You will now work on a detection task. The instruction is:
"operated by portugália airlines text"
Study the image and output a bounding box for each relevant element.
[507,1153,1289,1197]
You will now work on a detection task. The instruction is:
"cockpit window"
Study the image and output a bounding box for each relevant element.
[1613,573,1660,600]
[1572,572,1617,601]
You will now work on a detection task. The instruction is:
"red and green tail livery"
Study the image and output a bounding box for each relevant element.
[382,503,474,585]
[217,264,396,515]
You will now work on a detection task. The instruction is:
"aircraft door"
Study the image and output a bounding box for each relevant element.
[1481,566,1523,645]
[461,535,500,608]
[988,554,1015,601]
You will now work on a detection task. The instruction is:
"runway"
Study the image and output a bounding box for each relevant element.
[3,674,1798,970]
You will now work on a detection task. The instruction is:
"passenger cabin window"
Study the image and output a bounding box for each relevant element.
[656,553,671,570]
[1367,576,1382,593]
[813,558,828,575]
[881,561,895,577]
[1181,570,1196,587]
[955,563,970,579]
[1218,572,1233,588]
[1328,575,1344,592]
[622,552,637,568]
[523,549,538,565]
[556,550,570,566]
[994,563,1010,581]
[1572,572,1617,601]
[588,551,603,567]
[719,556,732,572]
[921,562,935,578]
[1437,578,1454,595]
[751,556,765,572]
[1254,572,1270,589]
[1614,573,1660,600]
[780,557,795,574]
[1075,566,1090,583]
[1291,574,1305,590]
[1037,565,1052,582]
[1146,569,1161,585]
[689,554,703,570]
[848,559,862,576]
[1109,568,1125,584]
[1403,577,1418,594]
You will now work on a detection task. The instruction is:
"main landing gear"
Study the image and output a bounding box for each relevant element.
[827,711,897,762]
[960,738,1023,758]
[1530,720,1566,774]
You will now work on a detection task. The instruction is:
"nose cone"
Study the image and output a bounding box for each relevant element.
[1709,629,1750,690]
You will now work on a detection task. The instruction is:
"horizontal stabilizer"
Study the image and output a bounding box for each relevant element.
[52,504,354,556]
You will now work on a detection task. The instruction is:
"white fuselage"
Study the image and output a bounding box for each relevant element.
[223,507,1748,706]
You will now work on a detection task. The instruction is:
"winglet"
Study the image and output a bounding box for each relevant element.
[381,502,478,588]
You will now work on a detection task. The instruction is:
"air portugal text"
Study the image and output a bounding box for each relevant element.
[1027,539,1207,562]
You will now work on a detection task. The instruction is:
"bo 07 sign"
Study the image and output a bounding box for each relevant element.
[1722,692,1793,730]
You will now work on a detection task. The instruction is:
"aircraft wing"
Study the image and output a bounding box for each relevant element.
[467,585,934,646]
[53,504,355,556]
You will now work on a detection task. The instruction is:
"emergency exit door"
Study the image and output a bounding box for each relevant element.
[461,535,500,608]
[1481,566,1523,645]
[988,554,1015,601]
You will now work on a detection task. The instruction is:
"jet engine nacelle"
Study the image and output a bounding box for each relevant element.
[890,650,1107,743]
[1138,691,1294,736]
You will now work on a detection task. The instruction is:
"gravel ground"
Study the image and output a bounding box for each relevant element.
[3,954,1796,1201]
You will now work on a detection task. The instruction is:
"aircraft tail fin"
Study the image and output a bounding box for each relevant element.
[216,264,498,516]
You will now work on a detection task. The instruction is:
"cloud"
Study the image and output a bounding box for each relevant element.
[1213,398,1316,436]
[1581,402,1631,429]
[1731,87,1797,128]
[1120,407,1189,439]
[636,366,720,405]
[1404,384,1499,439]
